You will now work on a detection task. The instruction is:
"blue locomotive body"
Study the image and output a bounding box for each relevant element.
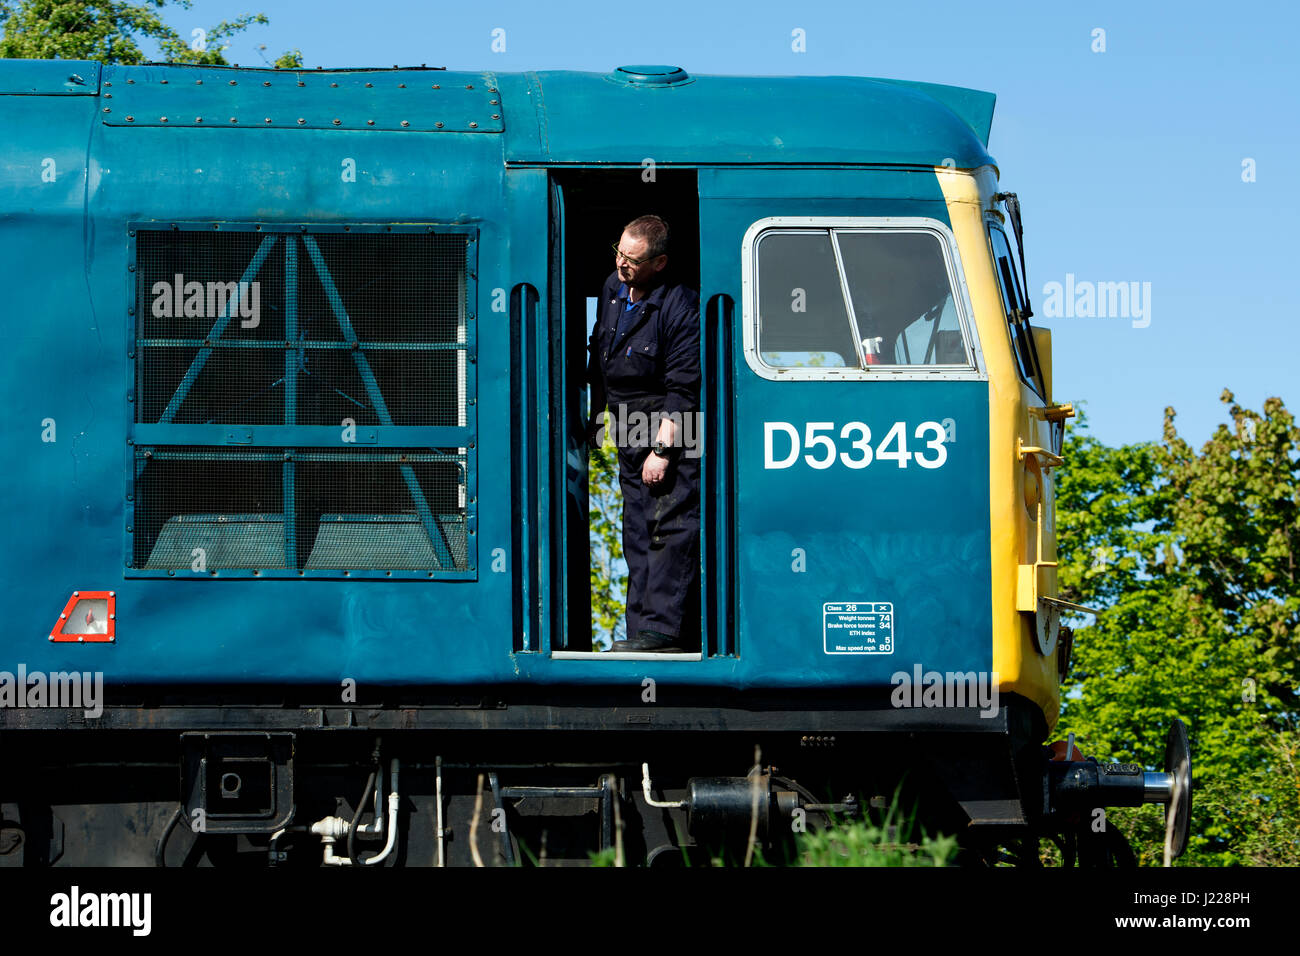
[5,61,993,689]
[0,61,1190,867]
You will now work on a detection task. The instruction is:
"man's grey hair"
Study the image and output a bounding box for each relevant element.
[623,215,669,259]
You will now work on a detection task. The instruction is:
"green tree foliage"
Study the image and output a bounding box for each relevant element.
[1055,391,1299,865]
[0,0,299,66]
[589,411,627,650]
[264,44,300,69]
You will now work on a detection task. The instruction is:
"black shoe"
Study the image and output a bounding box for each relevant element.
[609,630,684,653]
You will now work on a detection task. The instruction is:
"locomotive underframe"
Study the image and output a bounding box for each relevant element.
[0,689,1058,866]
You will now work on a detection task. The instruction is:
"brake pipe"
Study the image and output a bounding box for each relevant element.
[641,763,687,809]
[313,759,401,866]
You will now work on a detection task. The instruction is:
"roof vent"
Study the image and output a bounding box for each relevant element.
[607,65,691,87]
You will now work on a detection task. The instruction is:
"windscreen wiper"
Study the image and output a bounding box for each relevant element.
[995,192,1032,320]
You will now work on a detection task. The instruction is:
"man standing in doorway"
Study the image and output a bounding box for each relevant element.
[587,215,701,652]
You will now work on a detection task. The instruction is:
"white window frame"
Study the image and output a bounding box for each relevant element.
[741,216,987,382]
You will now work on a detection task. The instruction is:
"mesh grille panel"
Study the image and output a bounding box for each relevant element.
[294,349,463,426]
[301,234,467,343]
[131,227,474,575]
[138,346,286,425]
[135,230,468,426]
[296,456,466,570]
[134,454,284,569]
[138,231,286,341]
[134,449,468,572]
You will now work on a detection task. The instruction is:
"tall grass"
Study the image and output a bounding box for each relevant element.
[587,791,959,867]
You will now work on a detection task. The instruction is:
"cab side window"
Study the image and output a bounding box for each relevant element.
[753,224,974,373]
[756,231,855,368]
[835,231,966,366]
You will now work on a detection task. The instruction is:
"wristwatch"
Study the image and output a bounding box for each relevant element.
[652,440,677,460]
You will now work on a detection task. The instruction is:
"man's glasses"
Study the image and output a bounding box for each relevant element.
[611,243,657,266]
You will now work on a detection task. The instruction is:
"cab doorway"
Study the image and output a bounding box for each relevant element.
[548,168,701,654]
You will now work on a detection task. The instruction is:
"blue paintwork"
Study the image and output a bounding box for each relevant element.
[0,58,100,94]
[697,168,992,683]
[498,70,995,165]
[0,62,996,690]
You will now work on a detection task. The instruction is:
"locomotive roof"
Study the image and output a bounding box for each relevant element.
[504,67,997,168]
[0,59,997,169]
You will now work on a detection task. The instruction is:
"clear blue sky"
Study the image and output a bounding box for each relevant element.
[163,0,1297,447]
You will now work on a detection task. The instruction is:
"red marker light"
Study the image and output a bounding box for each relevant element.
[49,591,116,643]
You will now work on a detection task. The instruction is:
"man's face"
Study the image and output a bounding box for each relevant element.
[614,230,667,288]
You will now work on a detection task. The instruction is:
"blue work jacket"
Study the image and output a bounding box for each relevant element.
[585,269,701,442]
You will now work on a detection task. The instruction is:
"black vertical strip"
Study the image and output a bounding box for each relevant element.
[548,180,565,652]
[722,293,736,658]
[525,286,541,651]
[509,283,542,652]
[704,294,720,657]
[510,285,524,652]
[526,287,542,649]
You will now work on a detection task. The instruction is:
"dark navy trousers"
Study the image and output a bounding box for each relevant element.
[616,444,700,643]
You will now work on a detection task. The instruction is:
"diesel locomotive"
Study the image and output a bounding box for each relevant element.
[0,60,1190,866]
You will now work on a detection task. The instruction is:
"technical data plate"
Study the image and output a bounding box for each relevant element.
[822,602,894,655]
